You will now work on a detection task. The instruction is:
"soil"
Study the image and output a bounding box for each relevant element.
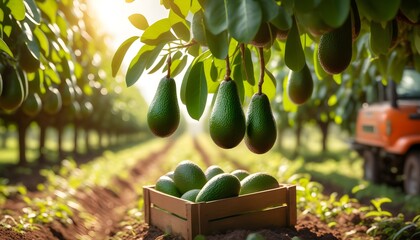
[0,137,392,240]
[110,212,373,240]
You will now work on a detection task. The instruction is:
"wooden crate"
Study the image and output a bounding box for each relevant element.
[143,184,297,240]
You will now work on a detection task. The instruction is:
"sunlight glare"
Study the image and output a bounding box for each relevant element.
[86,0,167,50]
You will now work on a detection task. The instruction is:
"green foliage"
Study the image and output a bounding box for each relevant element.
[367,214,420,240]
[115,0,420,142]
[0,138,167,234]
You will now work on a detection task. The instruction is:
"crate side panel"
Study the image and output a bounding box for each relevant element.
[150,207,189,239]
[201,206,288,235]
[148,187,188,218]
[287,185,297,225]
[143,187,151,224]
[199,187,288,220]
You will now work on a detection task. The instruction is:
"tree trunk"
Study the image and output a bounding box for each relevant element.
[39,123,47,162]
[318,120,330,153]
[1,125,9,148]
[84,127,90,153]
[294,121,303,158]
[57,126,64,160]
[17,121,29,166]
[73,125,78,156]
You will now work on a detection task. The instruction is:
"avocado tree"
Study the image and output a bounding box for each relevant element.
[0,0,148,164]
[114,0,419,153]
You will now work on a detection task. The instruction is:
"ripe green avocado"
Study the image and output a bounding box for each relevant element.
[155,175,181,197]
[245,93,277,154]
[209,79,246,149]
[239,172,279,195]
[205,165,225,181]
[0,66,25,112]
[287,64,314,105]
[196,173,241,202]
[147,77,180,137]
[173,160,207,194]
[318,15,352,75]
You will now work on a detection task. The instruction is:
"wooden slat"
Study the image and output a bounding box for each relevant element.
[150,207,188,239]
[201,206,288,234]
[198,186,288,220]
[143,187,151,224]
[146,186,188,218]
[187,202,200,240]
[287,185,297,225]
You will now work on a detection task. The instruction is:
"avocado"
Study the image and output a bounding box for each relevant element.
[147,76,180,137]
[209,79,246,149]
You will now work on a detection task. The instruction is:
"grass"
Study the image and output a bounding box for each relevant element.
[0,136,168,235]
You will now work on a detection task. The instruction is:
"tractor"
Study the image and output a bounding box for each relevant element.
[353,69,420,195]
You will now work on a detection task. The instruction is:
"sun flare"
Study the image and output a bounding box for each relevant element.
[86,0,167,50]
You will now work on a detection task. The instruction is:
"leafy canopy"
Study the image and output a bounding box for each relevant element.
[113,0,420,121]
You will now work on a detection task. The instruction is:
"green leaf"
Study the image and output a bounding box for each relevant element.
[172,21,191,42]
[181,50,211,103]
[37,0,58,23]
[206,29,228,59]
[185,61,207,120]
[294,0,321,13]
[171,0,190,18]
[129,14,149,30]
[171,55,188,78]
[270,5,292,30]
[233,64,245,104]
[226,0,262,43]
[242,46,255,85]
[370,21,392,56]
[34,27,49,56]
[112,36,139,77]
[24,0,41,24]
[257,0,279,22]
[148,54,168,74]
[141,18,177,45]
[388,51,407,82]
[7,0,25,21]
[190,0,202,13]
[0,38,14,58]
[319,0,350,28]
[263,69,277,99]
[45,67,60,84]
[356,0,400,22]
[285,18,305,71]
[192,11,207,45]
[126,45,154,87]
[203,0,227,35]
[188,43,201,57]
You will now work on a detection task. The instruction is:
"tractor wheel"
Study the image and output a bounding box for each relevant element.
[403,150,420,195]
[363,150,381,183]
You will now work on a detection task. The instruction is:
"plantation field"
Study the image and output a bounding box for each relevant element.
[1,127,419,240]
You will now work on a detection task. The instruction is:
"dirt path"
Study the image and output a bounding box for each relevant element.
[0,139,177,240]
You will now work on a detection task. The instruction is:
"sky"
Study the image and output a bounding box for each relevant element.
[87,0,205,133]
[86,0,167,102]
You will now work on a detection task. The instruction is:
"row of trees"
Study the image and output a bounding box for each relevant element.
[0,0,148,165]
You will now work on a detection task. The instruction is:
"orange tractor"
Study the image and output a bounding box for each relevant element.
[353,69,420,195]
